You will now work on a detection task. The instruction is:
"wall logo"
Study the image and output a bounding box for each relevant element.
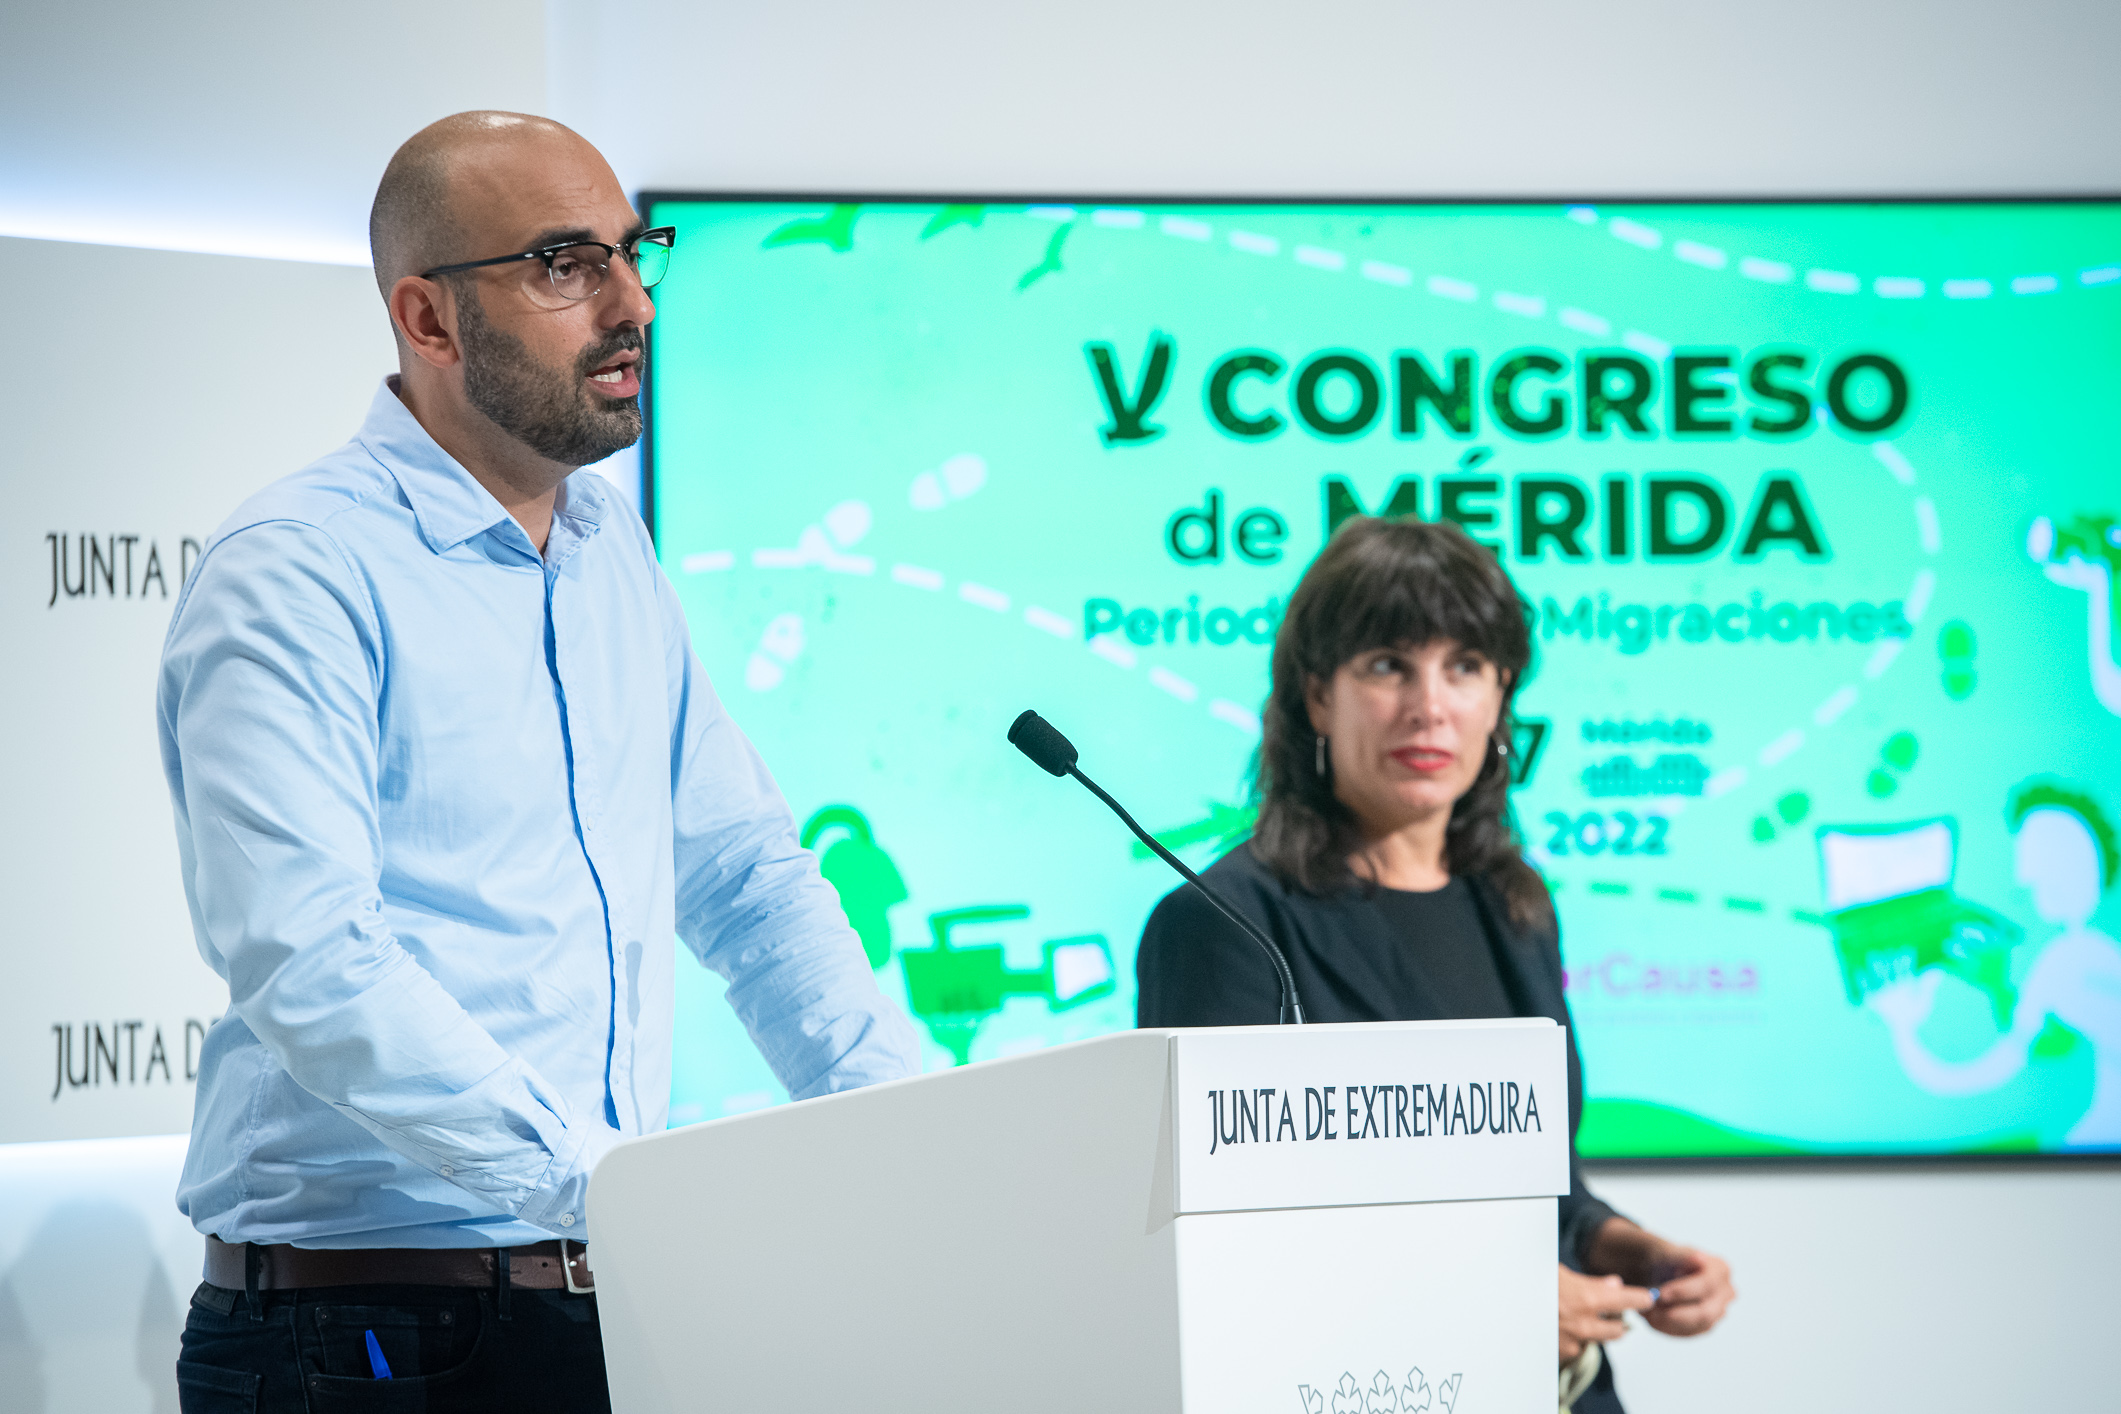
[44,532,204,606]
[1298,1365,1462,1414]
[51,1018,212,1100]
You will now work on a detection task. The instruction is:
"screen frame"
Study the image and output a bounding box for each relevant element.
[638,189,2121,1169]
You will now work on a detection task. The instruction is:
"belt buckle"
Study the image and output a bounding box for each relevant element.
[559,1237,594,1294]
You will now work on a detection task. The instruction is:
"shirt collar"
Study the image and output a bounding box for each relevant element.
[357,378,609,557]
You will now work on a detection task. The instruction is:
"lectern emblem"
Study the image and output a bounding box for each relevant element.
[1298,1365,1461,1414]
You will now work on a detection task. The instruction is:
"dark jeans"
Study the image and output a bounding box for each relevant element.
[176,1280,612,1413]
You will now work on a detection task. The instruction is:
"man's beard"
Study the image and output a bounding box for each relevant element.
[457,287,644,467]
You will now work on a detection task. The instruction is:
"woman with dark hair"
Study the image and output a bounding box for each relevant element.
[1136,516,1735,1413]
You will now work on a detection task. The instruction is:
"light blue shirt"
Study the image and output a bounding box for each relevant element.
[159,380,919,1249]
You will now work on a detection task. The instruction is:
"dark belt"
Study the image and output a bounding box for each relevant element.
[206,1236,594,1293]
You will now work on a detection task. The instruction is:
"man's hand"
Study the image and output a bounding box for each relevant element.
[1558,1264,1654,1365]
[1642,1244,1736,1337]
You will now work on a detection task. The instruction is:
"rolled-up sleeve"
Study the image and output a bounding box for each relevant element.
[162,522,611,1232]
[659,574,922,1099]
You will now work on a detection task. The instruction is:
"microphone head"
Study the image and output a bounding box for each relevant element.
[1008,710,1079,777]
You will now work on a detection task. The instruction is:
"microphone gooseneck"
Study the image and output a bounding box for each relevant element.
[1006,709,1305,1024]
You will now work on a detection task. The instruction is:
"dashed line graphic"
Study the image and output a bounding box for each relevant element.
[1023,605,1073,638]
[1874,443,1917,486]
[1759,729,1806,768]
[1674,240,1726,271]
[1089,637,1136,669]
[1609,217,1661,250]
[1562,877,1824,929]
[1562,203,2119,303]
[686,507,1268,738]
[1865,638,1907,681]
[958,581,1009,612]
[891,563,943,591]
[1148,666,1199,702]
[1813,686,1858,727]
[1210,699,1263,736]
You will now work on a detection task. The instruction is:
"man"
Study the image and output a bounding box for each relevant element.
[161,112,920,1410]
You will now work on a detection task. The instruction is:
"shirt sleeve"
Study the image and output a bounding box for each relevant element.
[161,521,612,1235]
[658,571,922,1099]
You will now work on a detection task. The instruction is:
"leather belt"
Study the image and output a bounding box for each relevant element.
[206,1236,594,1293]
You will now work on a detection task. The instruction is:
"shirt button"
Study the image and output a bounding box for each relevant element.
[440,1165,453,1178]
[561,1213,576,1228]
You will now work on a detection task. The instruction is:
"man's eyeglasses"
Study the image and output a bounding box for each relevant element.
[422,227,675,305]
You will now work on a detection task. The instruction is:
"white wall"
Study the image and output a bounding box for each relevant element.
[3,2,2118,1412]
[0,0,543,262]
[1590,1165,2120,1411]
[550,0,2121,198]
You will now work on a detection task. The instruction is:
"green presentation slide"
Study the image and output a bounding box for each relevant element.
[644,195,2121,1156]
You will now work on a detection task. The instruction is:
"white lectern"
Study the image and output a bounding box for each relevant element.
[591,1019,1567,1413]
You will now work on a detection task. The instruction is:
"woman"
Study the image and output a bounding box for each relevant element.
[1137,517,1735,1412]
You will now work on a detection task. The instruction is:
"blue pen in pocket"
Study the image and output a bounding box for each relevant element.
[365,1329,393,1380]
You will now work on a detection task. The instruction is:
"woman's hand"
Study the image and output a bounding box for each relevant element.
[1557,1264,1654,1365]
[1582,1216,1737,1340]
[1641,1244,1736,1337]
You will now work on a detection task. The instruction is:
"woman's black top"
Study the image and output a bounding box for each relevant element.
[1136,842,1620,1271]
[1368,878,1516,1021]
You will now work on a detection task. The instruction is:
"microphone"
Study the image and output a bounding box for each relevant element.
[1007,710,1305,1024]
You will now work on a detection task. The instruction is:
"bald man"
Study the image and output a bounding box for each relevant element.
[160,113,919,1411]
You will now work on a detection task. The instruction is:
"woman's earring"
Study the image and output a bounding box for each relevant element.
[1315,734,1329,778]
[1496,736,1510,758]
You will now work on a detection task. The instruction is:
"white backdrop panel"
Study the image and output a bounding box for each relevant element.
[0,236,396,1143]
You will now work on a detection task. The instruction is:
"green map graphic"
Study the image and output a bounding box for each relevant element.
[652,197,2121,1154]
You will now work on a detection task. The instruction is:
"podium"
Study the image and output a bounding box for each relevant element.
[591,1019,1568,1413]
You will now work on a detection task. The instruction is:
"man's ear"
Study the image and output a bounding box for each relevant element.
[389,275,462,371]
